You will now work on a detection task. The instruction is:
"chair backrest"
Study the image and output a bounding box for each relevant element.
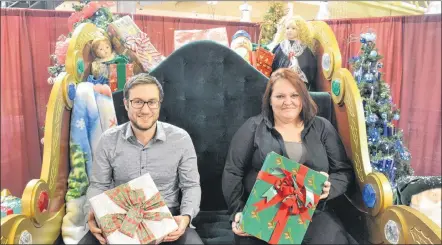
[310,92,335,126]
[112,41,335,210]
[114,41,268,210]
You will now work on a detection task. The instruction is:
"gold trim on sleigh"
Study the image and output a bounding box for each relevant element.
[1,23,102,244]
[310,20,441,244]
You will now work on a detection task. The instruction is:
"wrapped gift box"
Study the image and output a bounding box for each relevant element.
[108,16,164,73]
[89,173,178,244]
[108,63,134,92]
[253,47,274,77]
[104,55,134,92]
[174,27,229,51]
[239,152,328,244]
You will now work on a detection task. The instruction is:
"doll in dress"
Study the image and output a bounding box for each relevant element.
[271,16,317,90]
[90,37,116,80]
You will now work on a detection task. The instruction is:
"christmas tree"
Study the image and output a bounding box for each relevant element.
[259,2,285,45]
[349,31,414,187]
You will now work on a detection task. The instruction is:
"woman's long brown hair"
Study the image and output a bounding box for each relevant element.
[262,68,318,124]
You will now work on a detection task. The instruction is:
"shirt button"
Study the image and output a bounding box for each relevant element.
[141,167,145,169]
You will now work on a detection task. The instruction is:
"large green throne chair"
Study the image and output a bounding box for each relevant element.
[1,21,440,245]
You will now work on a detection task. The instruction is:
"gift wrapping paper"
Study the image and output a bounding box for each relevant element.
[89,173,178,244]
[108,63,134,92]
[108,16,164,72]
[239,152,328,244]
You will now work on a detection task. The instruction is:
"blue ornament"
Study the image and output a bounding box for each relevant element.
[368,127,380,144]
[360,37,367,43]
[362,184,377,208]
[68,83,76,101]
[370,50,377,57]
[393,114,400,120]
[400,151,411,161]
[384,159,393,170]
[383,122,388,137]
[364,73,373,83]
[367,113,378,124]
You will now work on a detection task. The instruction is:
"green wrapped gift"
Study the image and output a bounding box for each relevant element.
[104,55,133,92]
[239,152,328,244]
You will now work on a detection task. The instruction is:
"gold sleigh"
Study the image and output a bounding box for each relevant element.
[1,21,440,244]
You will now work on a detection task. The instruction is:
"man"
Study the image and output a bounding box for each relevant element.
[82,73,203,244]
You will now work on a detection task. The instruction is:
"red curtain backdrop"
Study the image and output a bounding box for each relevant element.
[399,15,441,176]
[326,15,441,176]
[326,16,404,108]
[0,9,440,196]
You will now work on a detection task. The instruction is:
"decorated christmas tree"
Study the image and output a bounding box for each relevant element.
[349,31,414,187]
[259,2,285,45]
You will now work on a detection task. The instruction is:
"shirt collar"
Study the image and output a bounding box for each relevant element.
[123,121,166,142]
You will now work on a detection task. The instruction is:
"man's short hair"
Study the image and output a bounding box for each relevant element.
[123,73,164,101]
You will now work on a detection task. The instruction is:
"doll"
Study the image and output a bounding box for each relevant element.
[270,16,317,90]
[230,30,253,64]
[90,37,116,80]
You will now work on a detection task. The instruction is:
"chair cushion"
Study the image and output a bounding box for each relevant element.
[193,210,233,245]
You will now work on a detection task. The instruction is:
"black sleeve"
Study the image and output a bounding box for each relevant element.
[222,118,256,222]
[271,44,281,74]
[307,48,317,88]
[320,118,355,200]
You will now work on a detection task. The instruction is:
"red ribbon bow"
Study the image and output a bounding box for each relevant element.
[253,165,319,244]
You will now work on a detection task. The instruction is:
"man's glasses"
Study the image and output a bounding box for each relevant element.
[130,99,160,109]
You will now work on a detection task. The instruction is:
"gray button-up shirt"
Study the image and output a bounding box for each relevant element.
[85,121,201,221]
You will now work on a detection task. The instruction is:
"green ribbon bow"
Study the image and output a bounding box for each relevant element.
[99,184,173,244]
[103,55,130,91]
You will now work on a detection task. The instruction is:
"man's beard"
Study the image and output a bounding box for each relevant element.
[130,115,157,131]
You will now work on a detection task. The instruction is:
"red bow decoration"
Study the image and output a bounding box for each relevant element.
[99,184,173,244]
[253,165,319,244]
[124,32,152,70]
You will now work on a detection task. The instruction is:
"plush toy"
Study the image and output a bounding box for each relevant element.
[90,36,116,80]
[230,30,253,64]
[270,16,317,90]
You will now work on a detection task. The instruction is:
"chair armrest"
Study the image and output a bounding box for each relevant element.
[380,205,441,244]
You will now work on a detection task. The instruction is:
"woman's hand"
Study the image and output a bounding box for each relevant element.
[232,212,250,237]
[319,172,331,200]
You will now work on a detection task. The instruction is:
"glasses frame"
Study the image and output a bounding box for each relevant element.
[129,99,161,109]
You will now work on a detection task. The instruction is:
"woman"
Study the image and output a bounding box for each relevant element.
[271,16,317,90]
[222,68,354,244]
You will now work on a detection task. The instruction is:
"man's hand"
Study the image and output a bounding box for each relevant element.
[319,172,331,200]
[232,212,250,237]
[88,211,107,244]
[163,215,190,242]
